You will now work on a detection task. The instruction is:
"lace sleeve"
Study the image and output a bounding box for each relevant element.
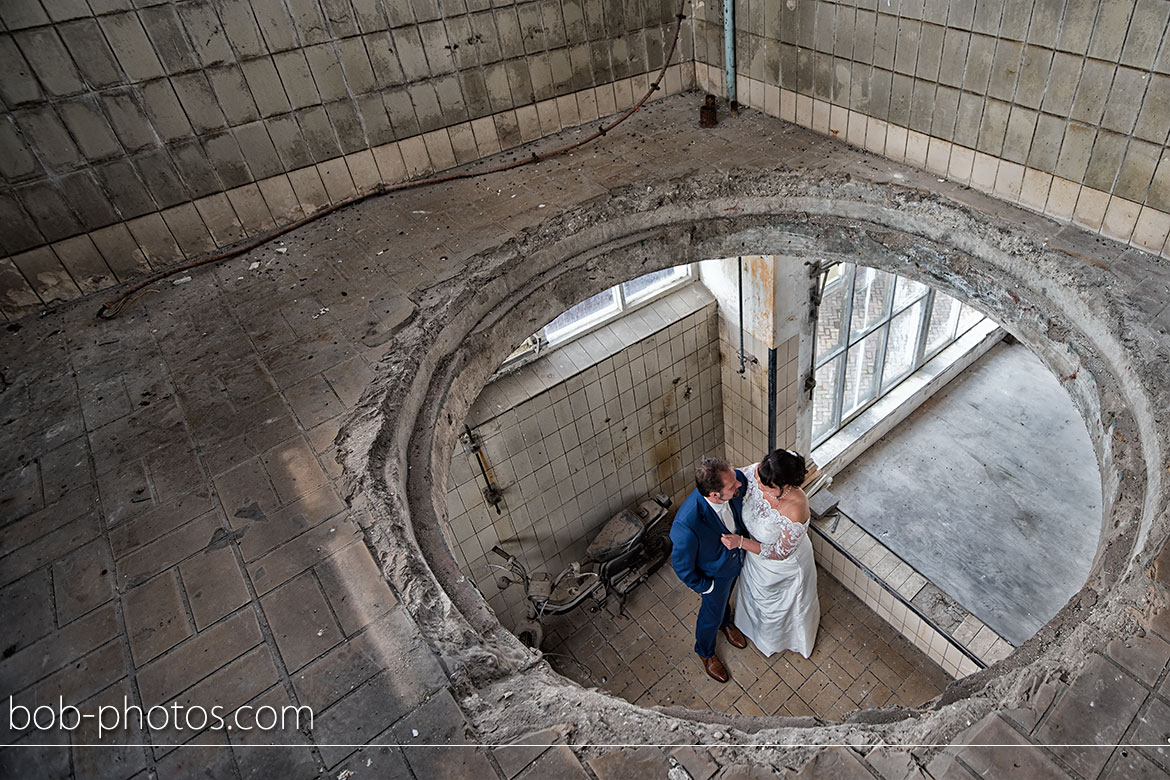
[739,464,810,560]
[757,517,808,560]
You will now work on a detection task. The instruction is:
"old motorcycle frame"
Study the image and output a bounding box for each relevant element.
[491,493,673,648]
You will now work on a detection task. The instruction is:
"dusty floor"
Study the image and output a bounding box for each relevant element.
[832,340,1102,645]
[2,92,1169,778]
[542,564,952,719]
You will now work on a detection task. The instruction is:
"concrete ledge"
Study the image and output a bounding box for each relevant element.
[810,514,1012,680]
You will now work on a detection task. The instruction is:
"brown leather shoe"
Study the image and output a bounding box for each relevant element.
[702,654,729,683]
[721,624,748,649]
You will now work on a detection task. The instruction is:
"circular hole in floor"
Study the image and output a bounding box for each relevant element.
[442,255,1102,719]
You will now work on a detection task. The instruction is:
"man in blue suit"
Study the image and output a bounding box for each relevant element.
[669,456,750,682]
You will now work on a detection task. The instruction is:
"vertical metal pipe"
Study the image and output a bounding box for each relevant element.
[767,347,777,453]
[737,257,746,376]
[724,0,736,103]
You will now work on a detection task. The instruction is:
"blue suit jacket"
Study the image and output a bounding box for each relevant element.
[669,469,750,595]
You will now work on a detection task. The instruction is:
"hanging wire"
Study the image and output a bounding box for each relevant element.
[805,261,836,398]
[737,256,747,375]
[96,0,692,320]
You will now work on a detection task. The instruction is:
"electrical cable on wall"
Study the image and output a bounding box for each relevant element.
[737,256,747,376]
[96,0,692,320]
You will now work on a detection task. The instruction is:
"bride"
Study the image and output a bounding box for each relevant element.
[719,449,819,658]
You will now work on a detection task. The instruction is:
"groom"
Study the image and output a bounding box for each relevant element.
[669,456,750,682]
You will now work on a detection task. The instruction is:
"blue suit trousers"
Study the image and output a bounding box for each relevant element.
[695,574,738,657]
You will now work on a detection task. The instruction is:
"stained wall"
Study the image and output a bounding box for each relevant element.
[8,1,1170,320]
[0,0,693,318]
[692,0,1170,259]
[445,284,722,631]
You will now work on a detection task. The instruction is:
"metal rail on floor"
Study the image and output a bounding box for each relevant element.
[809,519,988,672]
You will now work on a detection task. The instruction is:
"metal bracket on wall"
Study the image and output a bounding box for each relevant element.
[462,424,503,514]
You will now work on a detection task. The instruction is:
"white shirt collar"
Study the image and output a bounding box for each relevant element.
[704,496,735,532]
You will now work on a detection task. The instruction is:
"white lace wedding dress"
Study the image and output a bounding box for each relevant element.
[733,464,820,658]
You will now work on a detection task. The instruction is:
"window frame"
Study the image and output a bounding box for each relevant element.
[812,263,987,446]
[542,286,623,345]
[501,264,695,368]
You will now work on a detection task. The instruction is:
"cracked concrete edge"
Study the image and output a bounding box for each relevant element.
[332,165,1169,761]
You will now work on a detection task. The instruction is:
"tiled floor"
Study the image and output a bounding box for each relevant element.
[3,91,1168,779]
[540,563,952,720]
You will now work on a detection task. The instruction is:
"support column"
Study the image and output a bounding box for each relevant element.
[770,256,817,457]
[700,254,816,464]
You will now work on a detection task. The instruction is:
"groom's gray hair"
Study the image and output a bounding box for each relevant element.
[695,456,732,496]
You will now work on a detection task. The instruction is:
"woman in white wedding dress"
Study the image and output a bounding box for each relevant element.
[719,449,819,658]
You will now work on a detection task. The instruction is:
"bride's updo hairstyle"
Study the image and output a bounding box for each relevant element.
[758,449,807,489]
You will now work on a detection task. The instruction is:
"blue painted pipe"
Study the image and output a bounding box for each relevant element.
[724,0,736,102]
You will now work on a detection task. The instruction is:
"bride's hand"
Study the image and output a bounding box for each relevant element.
[720,534,740,550]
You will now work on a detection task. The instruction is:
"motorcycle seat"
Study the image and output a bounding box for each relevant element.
[587,509,644,562]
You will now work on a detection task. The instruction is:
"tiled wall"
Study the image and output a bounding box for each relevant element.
[693,0,1170,260]
[447,285,723,632]
[13,0,1170,320]
[719,323,799,469]
[0,0,694,319]
[698,254,804,468]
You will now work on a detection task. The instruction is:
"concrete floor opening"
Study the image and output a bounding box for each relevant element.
[5,95,1167,774]
[444,260,1102,722]
[343,164,1157,749]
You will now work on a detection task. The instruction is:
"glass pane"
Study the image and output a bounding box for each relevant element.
[925,292,962,354]
[892,275,928,311]
[956,302,984,335]
[842,328,885,417]
[882,301,925,389]
[621,266,687,303]
[850,266,893,339]
[543,288,620,343]
[812,355,842,442]
[816,272,849,357]
[822,262,848,289]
